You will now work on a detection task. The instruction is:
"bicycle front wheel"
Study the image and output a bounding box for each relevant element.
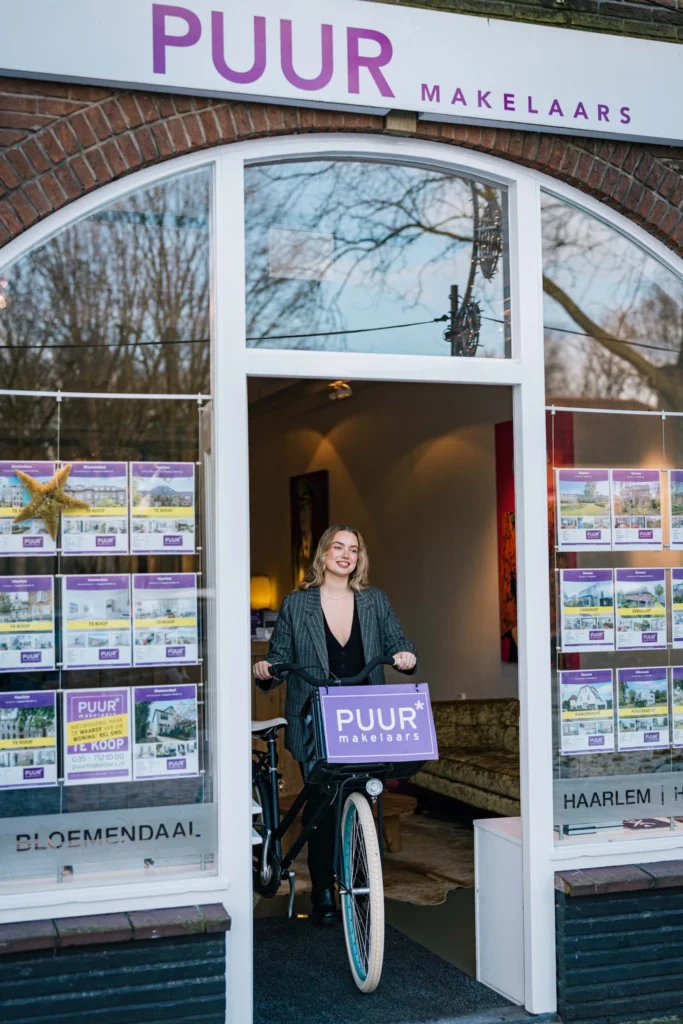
[340,791,385,993]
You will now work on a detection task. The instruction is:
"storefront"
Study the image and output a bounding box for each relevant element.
[0,1,682,1022]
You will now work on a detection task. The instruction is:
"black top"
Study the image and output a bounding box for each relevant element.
[323,598,365,681]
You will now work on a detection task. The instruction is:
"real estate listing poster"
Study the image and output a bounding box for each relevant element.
[0,691,57,790]
[616,667,669,750]
[615,568,667,650]
[670,471,683,549]
[133,684,199,780]
[61,575,132,670]
[671,569,683,649]
[132,573,199,667]
[62,462,129,555]
[610,469,662,550]
[0,576,55,673]
[560,569,614,652]
[555,469,611,551]
[0,461,57,555]
[672,668,683,747]
[559,669,614,755]
[63,687,132,785]
[130,462,195,554]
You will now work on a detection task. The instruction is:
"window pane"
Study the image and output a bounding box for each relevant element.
[245,160,510,358]
[542,194,683,411]
[0,168,211,396]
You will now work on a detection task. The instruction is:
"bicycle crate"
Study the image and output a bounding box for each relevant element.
[300,682,438,784]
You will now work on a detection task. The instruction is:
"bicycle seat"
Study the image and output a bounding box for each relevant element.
[251,717,287,737]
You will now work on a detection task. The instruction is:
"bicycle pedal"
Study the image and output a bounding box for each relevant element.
[286,870,296,919]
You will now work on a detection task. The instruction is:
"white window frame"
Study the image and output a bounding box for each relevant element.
[0,133,682,1022]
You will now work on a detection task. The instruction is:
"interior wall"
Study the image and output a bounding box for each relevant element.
[249,381,516,702]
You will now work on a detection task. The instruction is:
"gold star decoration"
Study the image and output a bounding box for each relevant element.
[13,464,91,541]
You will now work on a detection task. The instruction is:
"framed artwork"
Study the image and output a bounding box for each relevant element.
[290,470,329,588]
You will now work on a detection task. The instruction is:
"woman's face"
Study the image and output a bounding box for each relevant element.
[324,531,359,580]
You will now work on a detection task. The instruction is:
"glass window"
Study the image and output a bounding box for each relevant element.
[0,167,217,894]
[245,160,510,358]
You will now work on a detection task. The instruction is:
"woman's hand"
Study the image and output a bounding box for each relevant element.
[393,651,417,672]
[253,660,274,682]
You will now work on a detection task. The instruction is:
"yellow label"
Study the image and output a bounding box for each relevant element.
[134,616,195,629]
[0,736,56,749]
[564,605,612,616]
[620,704,668,718]
[0,507,23,517]
[63,506,127,517]
[0,621,51,633]
[618,607,665,617]
[132,507,192,518]
[674,603,683,610]
[563,709,613,720]
[66,618,129,631]
[66,714,128,746]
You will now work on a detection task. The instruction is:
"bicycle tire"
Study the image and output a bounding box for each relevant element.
[340,791,385,993]
[252,775,282,899]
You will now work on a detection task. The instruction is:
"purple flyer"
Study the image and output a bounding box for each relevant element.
[130,462,195,554]
[0,461,57,555]
[133,684,199,780]
[611,469,662,549]
[673,569,683,649]
[560,569,614,652]
[559,670,614,755]
[62,462,129,555]
[0,690,57,790]
[0,575,55,673]
[616,667,669,750]
[670,470,683,549]
[320,683,438,764]
[615,568,667,650]
[133,573,198,667]
[63,687,132,785]
[555,469,611,551]
[62,575,132,670]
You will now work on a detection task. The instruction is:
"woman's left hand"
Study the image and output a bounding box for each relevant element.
[393,651,417,672]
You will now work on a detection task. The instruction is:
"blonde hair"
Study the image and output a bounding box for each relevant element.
[299,524,370,592]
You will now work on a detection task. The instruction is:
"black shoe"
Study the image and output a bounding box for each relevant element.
[311,887,338,925]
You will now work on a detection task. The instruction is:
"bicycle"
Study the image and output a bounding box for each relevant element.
[252,656,431,993]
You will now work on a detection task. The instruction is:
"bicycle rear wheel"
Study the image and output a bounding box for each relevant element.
[340,791,384,993]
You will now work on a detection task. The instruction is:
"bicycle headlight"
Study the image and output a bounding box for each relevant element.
[366,778,384,798]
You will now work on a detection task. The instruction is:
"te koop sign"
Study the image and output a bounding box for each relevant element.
[320,683,438,764]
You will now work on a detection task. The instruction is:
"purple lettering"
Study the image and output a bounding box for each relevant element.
[421,83,440,103]
[450,87,467,106]
[152,4,201,75]
[598,104,610,122]
[548,99,564,117]
[503,93,515,111]
[620,106,631,125]
[527,96,538,114]
[212,12,266,85]
[573,101,588,119]
[478,90,492,109]
[347,28,394,98]
[280,20,333,91]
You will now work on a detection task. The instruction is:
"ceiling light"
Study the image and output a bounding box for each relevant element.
[328,380,353,401]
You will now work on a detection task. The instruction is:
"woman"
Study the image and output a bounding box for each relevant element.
[254,523,417,924]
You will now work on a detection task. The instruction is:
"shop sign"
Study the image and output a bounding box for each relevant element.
[554,772,683,824]
[0,803,217,878]
[0,0,681,144]
[320,682,438,763]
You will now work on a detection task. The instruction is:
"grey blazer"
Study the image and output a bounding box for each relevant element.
[265,586,417,762]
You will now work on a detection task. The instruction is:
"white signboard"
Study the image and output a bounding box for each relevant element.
[0,0,681,144]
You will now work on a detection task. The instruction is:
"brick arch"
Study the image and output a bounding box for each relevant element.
[0,77,681,255]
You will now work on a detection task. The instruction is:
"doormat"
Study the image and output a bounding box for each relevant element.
[272,813,474,907]
[253,918,512,1024]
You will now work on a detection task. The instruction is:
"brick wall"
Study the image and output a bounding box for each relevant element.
[0,77,681,259]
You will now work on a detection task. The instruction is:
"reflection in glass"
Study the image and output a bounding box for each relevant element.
[245,160,510,358]
[542,194,683,410]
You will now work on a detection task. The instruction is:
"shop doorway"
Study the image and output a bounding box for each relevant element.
[248,376,520,1023]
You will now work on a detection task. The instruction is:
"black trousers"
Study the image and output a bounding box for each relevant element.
[299,765,336,893]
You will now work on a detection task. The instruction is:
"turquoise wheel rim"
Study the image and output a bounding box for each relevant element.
[342,800,367,982]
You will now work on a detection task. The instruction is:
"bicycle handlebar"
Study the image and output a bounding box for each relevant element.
[264,655,396,689]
